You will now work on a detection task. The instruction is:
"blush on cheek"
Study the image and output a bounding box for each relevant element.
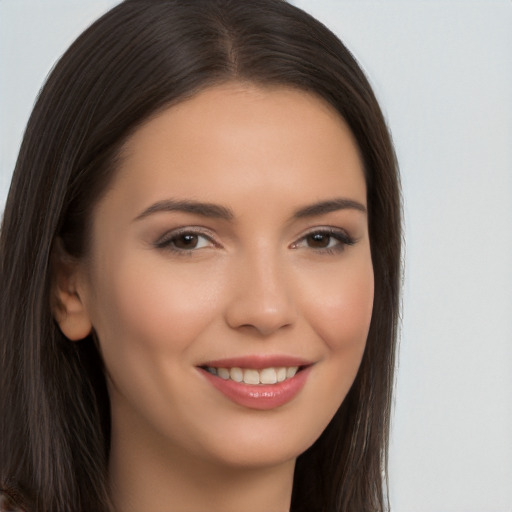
[109,266,221,355]
[310,274,374,353]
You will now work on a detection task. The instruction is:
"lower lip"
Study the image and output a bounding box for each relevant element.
[199,366,312,410]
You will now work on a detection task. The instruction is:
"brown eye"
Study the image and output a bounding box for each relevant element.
[306,233,332,248]
[155,231,214,252]
[173,234,200,249]
[291,229,355,254]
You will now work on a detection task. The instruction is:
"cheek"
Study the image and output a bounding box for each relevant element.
[288,254,374,448]
[303,256,374,354]
[85,257,228,425]
[91,257,224,352]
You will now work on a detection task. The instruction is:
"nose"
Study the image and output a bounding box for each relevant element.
[224,249,297,337]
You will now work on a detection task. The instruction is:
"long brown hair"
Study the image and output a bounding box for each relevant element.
[0,1,401,511]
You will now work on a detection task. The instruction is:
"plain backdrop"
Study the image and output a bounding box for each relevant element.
[1,1,511,511]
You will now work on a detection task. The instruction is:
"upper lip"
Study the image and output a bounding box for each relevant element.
[199,354,314,369]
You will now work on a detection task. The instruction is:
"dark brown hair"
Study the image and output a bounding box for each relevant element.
[0,1,401,511]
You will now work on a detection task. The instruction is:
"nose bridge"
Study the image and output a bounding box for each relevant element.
[225,242,296,336]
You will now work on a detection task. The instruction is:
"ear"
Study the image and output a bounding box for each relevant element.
[51,239,93,341]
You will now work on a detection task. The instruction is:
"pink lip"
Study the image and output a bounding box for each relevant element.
[200,354,313,369]
[197,355,314,410]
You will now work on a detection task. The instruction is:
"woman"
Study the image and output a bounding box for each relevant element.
[0,1,401,511]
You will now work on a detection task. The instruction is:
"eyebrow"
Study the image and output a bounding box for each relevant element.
[134,199,235,221]
[133,197,366,222]
[292,198,367,218]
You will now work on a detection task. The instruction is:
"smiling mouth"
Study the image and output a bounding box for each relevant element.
[198,359,313,409]
[201,366,304,385]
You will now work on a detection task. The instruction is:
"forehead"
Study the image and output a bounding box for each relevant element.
[100,82,366,218]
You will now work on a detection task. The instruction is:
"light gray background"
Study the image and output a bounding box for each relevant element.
[1,1,511,511]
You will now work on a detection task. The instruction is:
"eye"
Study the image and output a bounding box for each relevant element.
[171,233,210,250]
[292,228,355,253]
[304,232,338,249]
[155,229,216,253]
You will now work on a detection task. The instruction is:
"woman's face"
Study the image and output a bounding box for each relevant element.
[68,83,373,470]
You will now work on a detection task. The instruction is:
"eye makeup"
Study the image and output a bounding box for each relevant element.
[153,224,356,257]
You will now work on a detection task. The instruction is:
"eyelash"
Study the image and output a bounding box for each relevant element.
[154,227,355,255]
[154,228,217,255]
[292,228,356,255]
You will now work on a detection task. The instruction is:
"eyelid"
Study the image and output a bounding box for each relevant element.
[154,226,220,251]
[152,225,356,254]
[290,226,356,251]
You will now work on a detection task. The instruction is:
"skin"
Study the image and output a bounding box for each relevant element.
[54,83,374,512]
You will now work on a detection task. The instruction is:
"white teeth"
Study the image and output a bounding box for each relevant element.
[229,367,243,382]
[260,367,277,384]
[286,366,299,378]
[217,367,230,380]
[243,369,260,385]
[206,365,301,384]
